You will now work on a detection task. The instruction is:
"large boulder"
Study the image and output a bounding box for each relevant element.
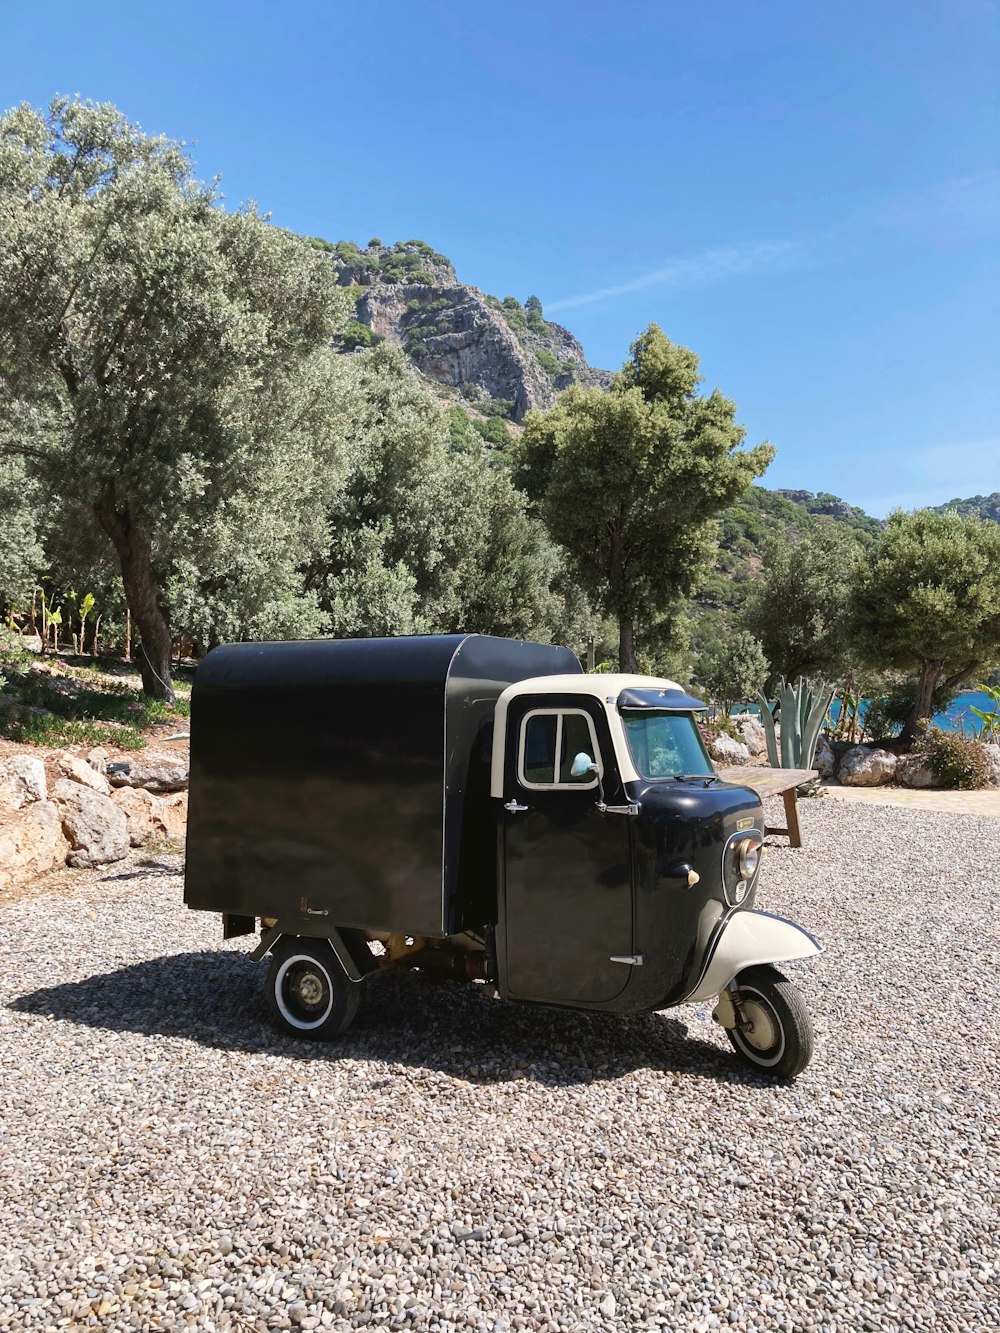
[52,778,129,868]
[59,753,112,797]
[838,746,898,787]
[0,755,48,813]
[814,737,838,780]
[708,733,752,766]
[111,787,188,846]
[0,801,69,893]
[897,755,937,789]
[738,717,768,757]
[981,743,1000,788]
[106,752,189,794]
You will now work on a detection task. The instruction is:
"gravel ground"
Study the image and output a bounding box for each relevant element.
[0,798,997,1333]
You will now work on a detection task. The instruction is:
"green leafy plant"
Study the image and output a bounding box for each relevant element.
[968,683,1000,741]
[757,677,835,769]
[917,730,991,790]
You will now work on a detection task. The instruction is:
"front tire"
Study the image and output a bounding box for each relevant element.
[266,937,361,1040]
[726,964,814,1079]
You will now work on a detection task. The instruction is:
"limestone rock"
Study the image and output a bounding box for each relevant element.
[839,746,898,787]
[52,778,129,868]
[0,755,47,813]
[708,733,752,766]
[0,800,69,892]
[59,753,112,796]
[738,717,767,757]
[112,787,188,846]
[106,752,189,794]
[87,746,110,776]
[814,737,838,780]
[897,755,937,789]
[980,743,1000,788]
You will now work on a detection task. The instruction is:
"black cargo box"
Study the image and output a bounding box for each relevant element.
[183,634,581,935]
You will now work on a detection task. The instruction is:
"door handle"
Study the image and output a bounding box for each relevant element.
[609,953,645,966]
[503,800,530,813]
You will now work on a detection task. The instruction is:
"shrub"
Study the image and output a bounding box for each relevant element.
[917,730,991,789]
[340,320,374,351]
[368,237,382,248]
[535,347,561,378]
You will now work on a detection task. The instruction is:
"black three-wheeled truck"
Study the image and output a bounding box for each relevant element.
[184,634,821,1077]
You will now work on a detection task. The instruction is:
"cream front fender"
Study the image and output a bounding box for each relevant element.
[682,910,822,1004]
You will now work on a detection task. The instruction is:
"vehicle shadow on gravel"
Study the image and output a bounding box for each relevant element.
[9,950,769,1088]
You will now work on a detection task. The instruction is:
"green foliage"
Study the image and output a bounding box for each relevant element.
[516,324,774,670]
[0,96,353,697]
[368,237,382,248]
[741,524,862,682]
[535,347,561,379]
[0,452,44,608]
[850,509,1000,734]
[931,492,1000,523]
[917,730,992,790]
[697,632,768,712]
[968,683,1000,741]
[525,295,543,315]
[340,319,375,350]
[500,297,527,332]
[307,345,586,644]
[473,416,510,448]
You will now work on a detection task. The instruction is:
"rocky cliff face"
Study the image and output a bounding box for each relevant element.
[321,239,610,422]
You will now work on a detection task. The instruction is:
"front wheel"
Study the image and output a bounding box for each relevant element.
[725,964,814,1079]
[266,937,361,1040]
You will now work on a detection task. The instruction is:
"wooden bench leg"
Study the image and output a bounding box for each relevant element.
[782,788,803,848]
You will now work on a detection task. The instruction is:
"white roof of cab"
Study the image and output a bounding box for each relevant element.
[490,673,688,795]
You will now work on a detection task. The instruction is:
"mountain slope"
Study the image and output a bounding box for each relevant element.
[310,237,611,421]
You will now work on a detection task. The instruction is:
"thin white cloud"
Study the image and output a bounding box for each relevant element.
[545,239,807,313]
[545,169,998,314]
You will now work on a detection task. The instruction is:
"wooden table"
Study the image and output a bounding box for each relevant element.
[715,767,819,848]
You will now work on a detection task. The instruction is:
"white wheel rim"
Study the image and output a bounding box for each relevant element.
[275,954,335,1030]
[733,987,786,1068]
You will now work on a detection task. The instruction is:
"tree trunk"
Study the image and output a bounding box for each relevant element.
[618,617,638,673]
[94,482,175,702]
[901,660,942,746]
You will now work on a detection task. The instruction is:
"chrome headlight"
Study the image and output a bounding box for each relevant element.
[737,837,761,879]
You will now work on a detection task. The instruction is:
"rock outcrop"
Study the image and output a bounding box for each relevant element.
[52,778,130,868]
[106,753,190,794]
[329,240,611,422]
[838,747,898,787]
[0,799,69,893]
[708,733,752,766]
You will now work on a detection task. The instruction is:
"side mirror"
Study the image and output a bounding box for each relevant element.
[570,752,598,780]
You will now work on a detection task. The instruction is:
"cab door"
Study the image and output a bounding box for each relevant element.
[500,696,633,1005]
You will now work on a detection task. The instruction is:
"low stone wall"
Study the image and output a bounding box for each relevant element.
[0,748,188,894]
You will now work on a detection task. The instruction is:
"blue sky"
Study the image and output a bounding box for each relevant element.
[3,0,997,515]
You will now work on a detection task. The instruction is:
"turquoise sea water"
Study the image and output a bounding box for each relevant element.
[922,690,995,733]
[738,690,997,733]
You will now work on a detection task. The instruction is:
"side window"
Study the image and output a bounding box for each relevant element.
[519,709,601,789]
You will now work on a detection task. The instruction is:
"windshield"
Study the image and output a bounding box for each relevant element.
[621,710,714,780]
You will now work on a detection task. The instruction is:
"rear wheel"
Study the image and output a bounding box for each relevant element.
[726,964,814,1079]
[266,937,361,1040]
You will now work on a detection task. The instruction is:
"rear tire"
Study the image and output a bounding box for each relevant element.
[726,964,814,1079]
[266,937,361,1040]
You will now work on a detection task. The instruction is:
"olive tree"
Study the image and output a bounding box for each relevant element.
[516,325,774,671]
[850,509,1000,740]
[307,344,585,643]
[0,97,352,697]
[741,523,862,682]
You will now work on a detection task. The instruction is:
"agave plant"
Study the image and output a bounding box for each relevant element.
[757,677,836,769]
